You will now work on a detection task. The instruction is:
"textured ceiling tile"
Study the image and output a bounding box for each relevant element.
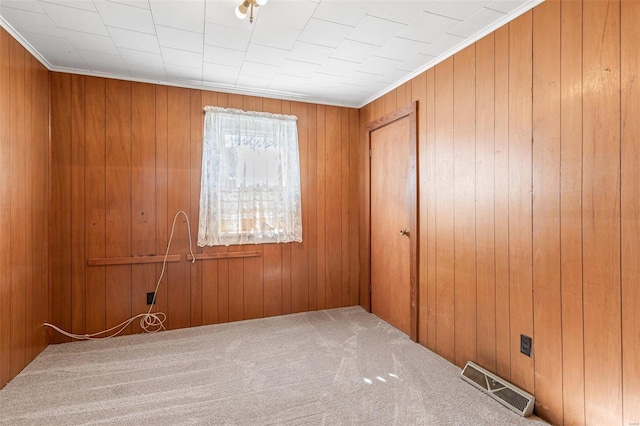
[287,41,332,64]
[106,0,151,9]
[0,6,64,37]
[60,28,119,55]
[347,16,406,47]
[204,45,245,67]
[165,63,203,81]
[375,37,428,62]
[204,22,252,51]
[149,0,205,32]
[317,58,360,77]
[94,1,155,34]
[107,26,160,53]
[245,44,289,67]
[203,62,240,82]
[240,61,279,79]
[251,21,301,50]
[330,39,378,64]
[486,0,528,13]
[278,59,320,78]
[367,1,434,24]
[127,64,167,81]
[448,7,506,38]
[1,1,43,13]
[428,0,490,21]
[397,53,435,72]
[399,12,460,43]
[357,56,403,76]
[19,31,85,67]
[0,0,540,107]
[420,33,465,56]
[161,46,203,68]
[43,0,97,12]
[156,26,204,53]
[257,0,317,30]
[119,48,164,68]
[298,18,352,48]
[312,1,372,26]
[77,49,129,74]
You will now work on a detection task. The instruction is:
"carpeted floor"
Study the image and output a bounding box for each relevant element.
[0,307,547,425]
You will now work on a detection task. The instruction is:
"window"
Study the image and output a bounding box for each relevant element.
[198,106,302,246]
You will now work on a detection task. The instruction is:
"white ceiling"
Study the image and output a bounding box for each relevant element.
[0,0,541,107]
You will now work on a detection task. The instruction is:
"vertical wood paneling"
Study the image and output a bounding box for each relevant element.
[453,47,477,369]
[166,87,191,329]
[434,57,455,363]
[621,1,640,424]
[0,28,49,388]
[154,86,169,319]
[308,104,318,312]
[70,75,85,336]
[507,12,534,394]
[84,77,106,337]
[424,69,437,351]
[316,105,327,310]
[493,25,511,381]
[358,0,638,423]
[105,80,132,334]
[49,78,360,344]
[33,56,48,356]
[582,1,622,424]
[325,106,342,309]
[190,90,203,325]
[262,98,282,318]
[358,103,370,312]
[474,33,496,372]
[291,101,309,313]
[532,1,563,423]
[340,108,350,308]
[23,54,33,362]
[131,83,156,334]
[49,72,71,344]
[214,93,230,323]
[9,40,27,376]
[0,28,11,387]
[559,0,585,422]
[348,108,360,308]
[412,72,428,347]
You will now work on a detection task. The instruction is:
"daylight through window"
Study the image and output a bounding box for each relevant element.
[198,106,302,246]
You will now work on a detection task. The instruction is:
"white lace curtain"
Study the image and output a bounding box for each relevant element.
[198,106,302,246]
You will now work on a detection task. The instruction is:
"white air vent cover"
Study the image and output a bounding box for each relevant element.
[461,361,535,417]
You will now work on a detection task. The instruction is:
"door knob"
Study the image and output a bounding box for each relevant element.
[400,229,410,237]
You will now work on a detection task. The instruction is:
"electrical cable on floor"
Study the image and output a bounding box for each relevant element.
[44,210,195,340]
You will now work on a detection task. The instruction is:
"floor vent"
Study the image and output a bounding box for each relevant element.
[461,361,535,417]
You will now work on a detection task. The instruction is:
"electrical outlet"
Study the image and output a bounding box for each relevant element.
[146,292,156,305]
[520,334,532,357]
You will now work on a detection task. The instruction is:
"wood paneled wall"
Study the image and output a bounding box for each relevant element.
[49,73,360,344]
[360,1,640,424]
[0,28,49,389]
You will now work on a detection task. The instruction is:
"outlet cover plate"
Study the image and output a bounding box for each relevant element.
[520,334,532,357]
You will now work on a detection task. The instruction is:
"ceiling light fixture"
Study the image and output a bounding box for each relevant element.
[235,0,268,24]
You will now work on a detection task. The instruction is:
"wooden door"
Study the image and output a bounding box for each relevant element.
[370,115,413,336]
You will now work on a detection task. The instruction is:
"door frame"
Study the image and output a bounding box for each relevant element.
[364,102,418,342]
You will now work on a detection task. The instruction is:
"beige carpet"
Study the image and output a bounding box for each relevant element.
[0,307,546,425]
